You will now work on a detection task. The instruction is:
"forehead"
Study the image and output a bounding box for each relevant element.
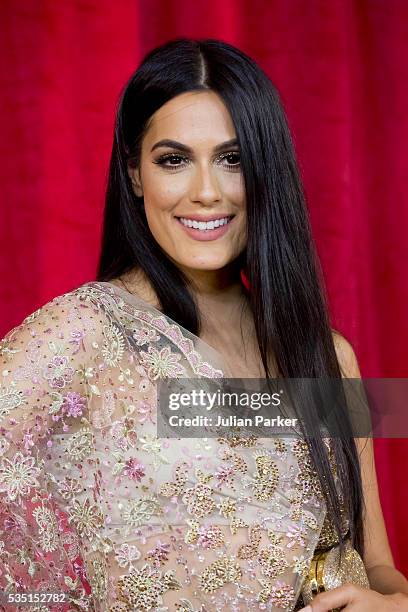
[143,90,236,146]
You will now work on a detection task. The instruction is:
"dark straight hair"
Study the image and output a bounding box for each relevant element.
[97,37,364,559]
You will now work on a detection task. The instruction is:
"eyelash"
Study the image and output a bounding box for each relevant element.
[153,151,241,172]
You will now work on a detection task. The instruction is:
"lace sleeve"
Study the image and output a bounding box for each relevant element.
[0,291,100,611]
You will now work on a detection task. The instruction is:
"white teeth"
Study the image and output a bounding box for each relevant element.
[178,216,231,231]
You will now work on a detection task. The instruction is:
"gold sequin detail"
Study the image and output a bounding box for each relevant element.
[253,454,279,502]
[199,556,242,593]
[116,563,181,610]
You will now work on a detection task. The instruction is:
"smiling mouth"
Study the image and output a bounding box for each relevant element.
[175,215,235,231]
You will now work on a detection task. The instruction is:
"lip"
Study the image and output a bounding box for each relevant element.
[175,215,235,241]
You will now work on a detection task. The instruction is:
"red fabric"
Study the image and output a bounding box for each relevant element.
[0,0,407,576]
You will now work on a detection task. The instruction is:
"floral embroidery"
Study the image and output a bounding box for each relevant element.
[258,579,296,607]
[254,453,279,500]
[57,476,82,500]
[139,345,187,379]
[158,461,188,498]
[0,281,332,610]
[292,554,309,578]
[11,338,43,384]
[214,463,236,487]
[196,524,225,549]
[258,544,288,578]
[0,451,40,501]
[120,496,163,528]
[116,563,181,610]
[132,326,160,346]
[68,498,104,538]
[199,556,242,593]
[115,543,142,569]
[110,417,138,450]
[182,482,216,518]
[286,523,307,548]
[102,322,125,367]
[218,497,237,518]
[139,433,170,470]
[43,354,75,389]
[122,457,145,481]
[32,503,60,552]
[65,427,94,460]
[135,398,155,424]
[88,557,108,601]
[184,519,225,549]
[0,385,25,420]
[145,540,171,567]
[63,391,86,418]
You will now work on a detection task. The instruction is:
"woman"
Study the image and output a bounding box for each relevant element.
[0,38,407,611]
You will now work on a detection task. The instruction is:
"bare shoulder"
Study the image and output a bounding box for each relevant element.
[331,328,362,378]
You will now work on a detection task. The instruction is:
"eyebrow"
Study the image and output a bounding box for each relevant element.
[150,138,239,154]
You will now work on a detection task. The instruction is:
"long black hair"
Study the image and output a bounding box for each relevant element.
[97,37,364,559]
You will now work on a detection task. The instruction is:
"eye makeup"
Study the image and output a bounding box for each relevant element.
[152,151,241,173]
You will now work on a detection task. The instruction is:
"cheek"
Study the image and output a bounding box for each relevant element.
[142,190,177,245]
[219,173,246,206]
[142,190,177,236]
[143,166,187,207]
[143,206,172,243]
[143,186,175,211]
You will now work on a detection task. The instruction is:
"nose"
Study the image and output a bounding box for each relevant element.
[188,162,222,206]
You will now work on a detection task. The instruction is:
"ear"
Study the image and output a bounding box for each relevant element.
[127,165,143,197]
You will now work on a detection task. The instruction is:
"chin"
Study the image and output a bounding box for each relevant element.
[177,258,232,272]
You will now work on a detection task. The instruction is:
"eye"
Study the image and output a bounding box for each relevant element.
[217,151,241,171]
[153,153,189,170]
[152,150,241,172]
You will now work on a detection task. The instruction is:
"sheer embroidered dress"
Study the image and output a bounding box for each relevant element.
[0,282,347,611]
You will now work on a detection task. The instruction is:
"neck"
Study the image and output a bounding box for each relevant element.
[178,261,244,302]
[174,263,250,334]
[117,260,247,315]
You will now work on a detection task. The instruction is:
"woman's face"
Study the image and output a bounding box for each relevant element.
[128,90,246,274]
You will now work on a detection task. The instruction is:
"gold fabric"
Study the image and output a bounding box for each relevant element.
[300,539,369,611]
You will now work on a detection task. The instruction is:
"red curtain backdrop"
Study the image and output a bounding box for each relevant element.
[1,0,407,576]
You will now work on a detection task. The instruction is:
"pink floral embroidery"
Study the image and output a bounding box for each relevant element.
[214,464,235,487]
[196,525,225,549]
[269,581,295,608]
[43,355,75,389]
[123,458,145,481]
[286,523,306,548]
[63,391,86,417]
[136,399,155,424]
[132,326,160,346]
[110,417,138,450]
[146,540,171,567]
